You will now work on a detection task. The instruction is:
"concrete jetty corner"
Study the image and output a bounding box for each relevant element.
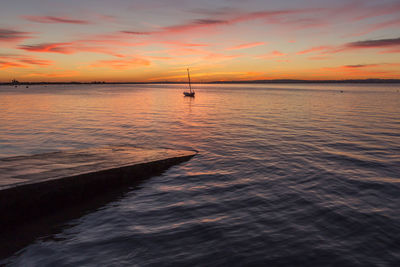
[0,146,197,228]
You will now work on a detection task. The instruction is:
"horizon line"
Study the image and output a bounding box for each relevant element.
[2,78,400,85]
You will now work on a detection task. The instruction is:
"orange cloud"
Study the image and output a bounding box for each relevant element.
[227,42,265,50]
[25,71,80,77]
[90,57,151,69]
[0,54,53,69]
[19,58,53,66]
[308,55,331,60]
[19,42,125,57]
[315,64,397,78]
[0,61,28,69]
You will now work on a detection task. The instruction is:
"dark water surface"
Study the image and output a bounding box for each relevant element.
[1,84,399,266]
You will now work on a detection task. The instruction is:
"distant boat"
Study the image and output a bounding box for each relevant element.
[183,68,195,97]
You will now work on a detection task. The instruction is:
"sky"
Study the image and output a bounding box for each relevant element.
[0,0,400,82]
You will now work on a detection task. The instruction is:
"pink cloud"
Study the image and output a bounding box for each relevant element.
[257,50,287,59]
[120,31,153,35]
[0,29,33,43]
[18,42,125,57]
[161,41,209,47]
[227,42,265,50]
[19,58,53,66]
[23,16,90,24]
[19,43,75,54]
[296,46,333,55]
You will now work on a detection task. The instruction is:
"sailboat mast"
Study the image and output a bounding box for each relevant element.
[187,68,192,93]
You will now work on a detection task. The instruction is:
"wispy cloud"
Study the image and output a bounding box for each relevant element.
[317,63,399,78]
[322,63,400,72]
[308,55,331,60]
[120,8,321,37]
[345,37,400,49]
[351,18,400,37]
[19,58,53,66]
[257,50,288,59]
[342,64,380,69]
[25,70,80,77]
[296,46,333,55]
[90,57,151,69]
[227,42,265,50]
[297,37,400,55]
[120,31,152,35]
[0,61,28,69]
[0,29,33,43]
[18,42,124,57]
[353,2,400,21]
[19,42,75,54]
[0,54,53,69]
[23,16,90,24]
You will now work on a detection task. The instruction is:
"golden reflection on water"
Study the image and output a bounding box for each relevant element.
[0,83,399,158]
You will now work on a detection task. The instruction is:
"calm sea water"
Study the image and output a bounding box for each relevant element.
[1,83,399,266]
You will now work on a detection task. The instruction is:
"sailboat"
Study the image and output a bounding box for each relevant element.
[183,68,195,97]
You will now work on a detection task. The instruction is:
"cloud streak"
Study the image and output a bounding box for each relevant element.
[24,16,90,24]
[0,29,33,43]
[0,61,28,69]
[0,54,52,69]
[345,37,400,49]
[297,37,400,55]
[19,42,75,54]
[257,50,288,59]
[90,57,151,69]
[18,42,125,57]
[228,42,265,50]
[26,70,80,78]
[121,7,321,37]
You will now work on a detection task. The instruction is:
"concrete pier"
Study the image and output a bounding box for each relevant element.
[0,146,196,228]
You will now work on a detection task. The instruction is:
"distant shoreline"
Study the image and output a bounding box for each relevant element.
[1,79,400,86]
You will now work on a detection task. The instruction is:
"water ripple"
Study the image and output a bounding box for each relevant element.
[1,83,400,266]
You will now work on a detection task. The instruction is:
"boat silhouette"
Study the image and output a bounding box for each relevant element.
[183,68,195,97]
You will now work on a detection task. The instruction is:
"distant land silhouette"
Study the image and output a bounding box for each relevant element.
[1,79,400,86]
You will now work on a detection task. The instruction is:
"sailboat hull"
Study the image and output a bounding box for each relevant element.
[183,92,195,97]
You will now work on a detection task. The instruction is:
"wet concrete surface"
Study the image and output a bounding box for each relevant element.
[0,146,196,230]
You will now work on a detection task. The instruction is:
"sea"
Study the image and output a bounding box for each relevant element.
[0,83,399,266]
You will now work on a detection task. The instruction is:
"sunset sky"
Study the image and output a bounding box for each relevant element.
[1,0,400,82]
